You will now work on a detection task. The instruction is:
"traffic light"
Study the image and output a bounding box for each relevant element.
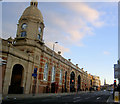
[114,80,116,87]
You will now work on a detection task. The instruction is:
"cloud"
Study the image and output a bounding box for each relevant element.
[45,41,70,55]
[2,2,105,55]
[64,3,104,27]
[3,0,120,2]
[43,2,104,54]
[2,23,16,39]
[103,51,110,55]
[2,2,27,39]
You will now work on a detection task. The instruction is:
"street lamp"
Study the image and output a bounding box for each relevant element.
[53,42,58,51]
[51,42,58,92]
[50,42,58,92]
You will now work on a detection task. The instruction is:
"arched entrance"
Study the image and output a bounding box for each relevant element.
[77,75,81,91]
[8,64,24,94]
[70,71,75,92]
[64,71,67,92]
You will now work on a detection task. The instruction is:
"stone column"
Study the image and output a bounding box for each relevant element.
[3,55,13,95]
[24,61,33,94]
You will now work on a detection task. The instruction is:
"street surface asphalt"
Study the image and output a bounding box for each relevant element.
[2,91,116,104]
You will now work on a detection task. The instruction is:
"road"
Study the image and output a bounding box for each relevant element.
[2,91,113,104]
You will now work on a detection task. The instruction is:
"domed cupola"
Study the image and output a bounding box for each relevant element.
[16,0,44,44]
[20,0,43,23]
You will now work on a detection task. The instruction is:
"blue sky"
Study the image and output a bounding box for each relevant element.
[2,2,118,85]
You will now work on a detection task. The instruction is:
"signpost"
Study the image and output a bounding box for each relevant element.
[114,64,120,79]
[114,91,119,103]
[32,68,37,96]
[32,73,37,77]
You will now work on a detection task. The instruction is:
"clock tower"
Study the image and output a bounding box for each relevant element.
[15,0,44,46]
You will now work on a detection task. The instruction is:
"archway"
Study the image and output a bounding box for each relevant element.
[8,64,24,94]
[64,71,67,92]
[77,75,81,91]
[70,71,75,92]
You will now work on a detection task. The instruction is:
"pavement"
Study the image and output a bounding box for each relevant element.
[0,94,2,104]
[2,91,120,104]
[2,91,89,100]
[107,92,120,103]
[107,94,115,103]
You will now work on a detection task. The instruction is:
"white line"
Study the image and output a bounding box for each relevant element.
[106,95,111,102]
[73,96,81,99]
[97,97,100,100]
[73,99,81,103]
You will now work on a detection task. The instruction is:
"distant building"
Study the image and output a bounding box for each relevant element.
[104,79,106,85]
[88,74,93,90]
[92,75,101,91]
[1,1,100,95]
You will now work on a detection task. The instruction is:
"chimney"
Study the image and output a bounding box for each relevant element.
[58,51,61,55]
[68,59,71,62]
[76,64,78,67]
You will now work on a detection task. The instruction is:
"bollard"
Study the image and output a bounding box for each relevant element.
[114,91,119,103]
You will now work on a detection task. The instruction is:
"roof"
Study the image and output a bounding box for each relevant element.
[20,5,43,23]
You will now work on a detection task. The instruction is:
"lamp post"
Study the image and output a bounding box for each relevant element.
[52,41,58,81]
[53,42,58,51]
[50,42,58,93]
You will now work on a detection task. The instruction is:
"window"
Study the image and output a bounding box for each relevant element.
[38,27,41,33]
[21,23,27,30]
[21,31,26,37]
[37,34,40,40]
[51,66,55,82]
[43,63,48,81]
[59,69,62,84]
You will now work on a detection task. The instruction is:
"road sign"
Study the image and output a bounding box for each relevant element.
[34,68,37,73]
[32,73,37,77]
[114,64,120,69]
[114,64,120,79]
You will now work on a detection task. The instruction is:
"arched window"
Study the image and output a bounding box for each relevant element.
[38,27,42,33]
[51,66,55,82]
[59,69,62,84]
[21,23,27,30]
[21,31,26,37]
[43,63,48,81]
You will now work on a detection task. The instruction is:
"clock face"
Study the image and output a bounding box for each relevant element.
[38,27,41,33]
[21,23,27,30]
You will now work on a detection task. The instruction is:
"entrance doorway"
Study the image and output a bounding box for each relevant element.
[8,64,24,94]
[64,71,67,92]
[77,75,81,91]
[51,82,55,93]
[70,71,75,92]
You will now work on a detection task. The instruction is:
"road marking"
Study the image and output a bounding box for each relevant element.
[73,96,81,99]
[97,97,100,100]
[107,96,111,102]
[73,99,81,103]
